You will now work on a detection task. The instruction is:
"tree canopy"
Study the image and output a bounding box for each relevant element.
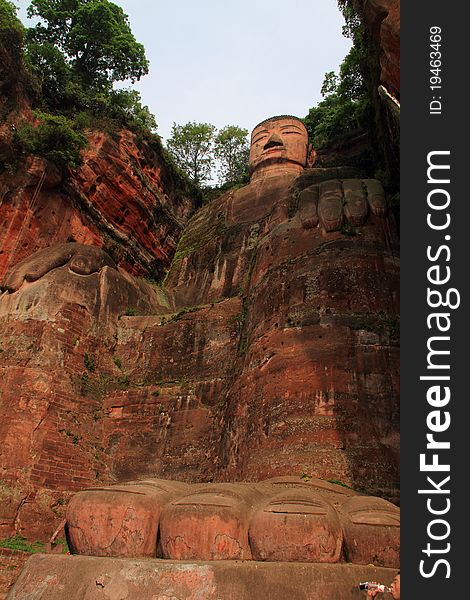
[167,122,216,185]
[1,0,158,170]
[26,0,149,90]
[0,0,24,64]
[166,122,250,188]
[214,125,249,185]
[303,0,369,148]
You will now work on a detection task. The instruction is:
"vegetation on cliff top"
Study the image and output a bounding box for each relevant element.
[14,110,87,168]
[303,1,370,150]
[0,0,23,55]
[0,0,192,195]
[304,0,399,205]
[26,0,148,89]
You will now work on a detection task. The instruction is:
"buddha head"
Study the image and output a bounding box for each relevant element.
[249,115,315,181]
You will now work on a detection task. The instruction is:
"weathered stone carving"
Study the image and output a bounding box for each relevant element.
[0,116,399,546]
[249,116,315,181]
[67,480,188,558]
[1,243,117,293]
[66,477,400,567]
[0,242,160,323]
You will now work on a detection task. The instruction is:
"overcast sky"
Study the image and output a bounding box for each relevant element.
[14,0,351,142]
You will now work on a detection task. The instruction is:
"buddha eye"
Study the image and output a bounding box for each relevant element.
[282,131,302,135]
[252,136,267,144]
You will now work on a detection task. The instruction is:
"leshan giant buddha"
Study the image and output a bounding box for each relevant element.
[249,115,316,181]
[0,115,399,560]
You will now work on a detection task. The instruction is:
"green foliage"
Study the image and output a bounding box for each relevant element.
[26,0,148,90]
[24,41,71,105]
[214,125,249,186]
[13,111,87,168]
[0,0,24,62]
[13,1,158,141]
[327,478,353,489]
[0,0,22,35]
[167,121,216,185]
[55,537,70,553]
[304,94,369,149]
[0,534,45,553]
[166,122,251,189]
[0,0,17,25]
[117,374,129,386]
[303,1,369,149]
[83,352,96,372]
[169,305,202,323]
[107,88,157,131]
[337,0,362,41]
[320,71,339,97]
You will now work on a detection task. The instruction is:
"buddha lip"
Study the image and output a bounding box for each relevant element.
[263,146,285,155]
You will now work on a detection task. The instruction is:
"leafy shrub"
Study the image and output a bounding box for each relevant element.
[304,95,370,148]
[24,41,71,106]
[107,88,157,131]
[0,534,44,553]
[14,111,87,169]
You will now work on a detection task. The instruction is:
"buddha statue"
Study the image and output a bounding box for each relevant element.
[249,115,316,181]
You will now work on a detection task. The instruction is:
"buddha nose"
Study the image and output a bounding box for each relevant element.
[264,133,284,150]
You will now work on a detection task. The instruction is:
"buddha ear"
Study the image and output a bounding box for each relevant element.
[307,144,317,167]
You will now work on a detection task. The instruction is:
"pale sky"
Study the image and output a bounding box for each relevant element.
[14,0,351,142]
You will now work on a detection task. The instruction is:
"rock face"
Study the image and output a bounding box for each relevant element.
[0,163,399,541]
[0,109,399,569]
[0,130,196,282]
[352,0,400,97]
[0,244,163,540]
[8,555,399,600]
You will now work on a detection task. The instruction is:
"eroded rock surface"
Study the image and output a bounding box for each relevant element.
[7,554,399,600]
[66,476,399,568]
[165,169,399,497]
[0,166,398,542]
[363,0,400,96]
[0,130,196,282]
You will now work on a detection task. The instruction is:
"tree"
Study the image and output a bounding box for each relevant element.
[0,0,24,63]
[320,71,339,98]
[166,122,216,185]
[214,125,249,185]
[14,111,87,169]
[304,1,368,148]
[107,88,157,131]
[24,41,72,104]
[26,0,149,90]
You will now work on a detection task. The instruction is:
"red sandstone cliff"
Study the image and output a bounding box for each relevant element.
[0,22,198,283]
[0,168,399,545]
[0,130,197,282]
[351,0,400,97]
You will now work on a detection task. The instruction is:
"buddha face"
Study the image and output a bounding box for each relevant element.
[249,116,314,181]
